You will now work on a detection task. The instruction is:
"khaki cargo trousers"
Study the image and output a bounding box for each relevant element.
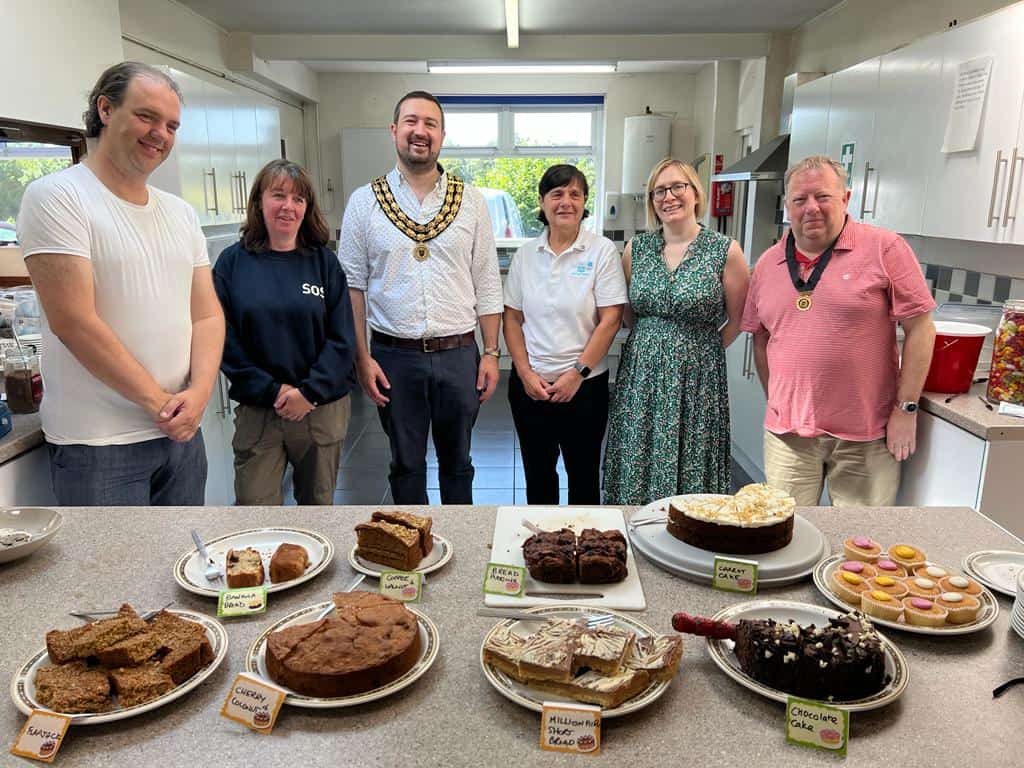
[232,396,351,505]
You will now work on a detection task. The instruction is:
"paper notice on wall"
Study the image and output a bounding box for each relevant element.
[942,56,994,153]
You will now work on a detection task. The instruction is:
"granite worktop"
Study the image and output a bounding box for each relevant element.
[920,382,1024,441]
[0,410,42,465]
[2,505,1023,767]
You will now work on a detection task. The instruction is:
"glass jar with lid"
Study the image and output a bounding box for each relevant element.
[986,299,1024,405]
[3,350,42,414]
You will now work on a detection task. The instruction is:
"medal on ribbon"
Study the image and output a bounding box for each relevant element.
[371,174,464,262]
[785,219,846,313]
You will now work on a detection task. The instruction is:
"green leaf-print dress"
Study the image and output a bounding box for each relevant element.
[602,227,732,504]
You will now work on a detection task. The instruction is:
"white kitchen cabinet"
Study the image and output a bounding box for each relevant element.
[200,373,236,506]
[788,75,832,166]
[256,103,282,166]
[232,98,261,214]
[896,410,985,508]
[727,333,767,482]
[825,58,880,221]
[1003,103,1024,245]
[922,3,1024,243]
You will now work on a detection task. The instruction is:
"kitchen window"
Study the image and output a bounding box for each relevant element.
[439,96,604,242]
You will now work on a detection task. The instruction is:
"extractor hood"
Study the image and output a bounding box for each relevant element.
[712,133,789,182]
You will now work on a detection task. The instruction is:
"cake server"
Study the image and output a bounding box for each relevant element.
[190,528,222,582]
[69,600,174,622]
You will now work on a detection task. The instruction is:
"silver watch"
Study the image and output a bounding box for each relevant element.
[895,401,919,413]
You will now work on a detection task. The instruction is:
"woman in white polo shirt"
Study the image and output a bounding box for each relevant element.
[503,165,627,504]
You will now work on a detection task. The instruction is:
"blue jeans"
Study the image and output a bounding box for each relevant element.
[48,431,208,506]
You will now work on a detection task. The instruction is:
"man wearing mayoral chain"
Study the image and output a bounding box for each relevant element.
[740,155,935,507]
[339,90,503,504]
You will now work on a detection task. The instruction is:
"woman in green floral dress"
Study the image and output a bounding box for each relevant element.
[603,158,749,504]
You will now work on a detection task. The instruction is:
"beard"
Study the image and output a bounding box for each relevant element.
[396,138,439,171]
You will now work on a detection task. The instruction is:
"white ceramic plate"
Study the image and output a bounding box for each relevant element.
[347,534,453,579]
[479,605,673,718]
[813,554,999,635]
[0,507,63,564]
[10,610,228,725]
[174,527,333,597]
[245,599,439,708]
[706,599,908,711]
[627,496,828,587]
[962,550,1024,598]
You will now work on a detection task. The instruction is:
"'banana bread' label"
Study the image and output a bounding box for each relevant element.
[218,587,268,617]
[11,710,72,763]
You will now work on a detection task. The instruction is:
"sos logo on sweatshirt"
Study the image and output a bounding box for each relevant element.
[302,283,325,299]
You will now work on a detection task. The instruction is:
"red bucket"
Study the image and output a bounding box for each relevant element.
[924,321,991,394]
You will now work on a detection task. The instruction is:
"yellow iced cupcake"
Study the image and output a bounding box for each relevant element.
[888,544,926,569]
[861,589,904,621]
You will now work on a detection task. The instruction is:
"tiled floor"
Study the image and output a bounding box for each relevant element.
[331,371,751,505]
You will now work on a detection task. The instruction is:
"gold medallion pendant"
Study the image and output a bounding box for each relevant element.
[795,293,813,311]
[413,243,430,262]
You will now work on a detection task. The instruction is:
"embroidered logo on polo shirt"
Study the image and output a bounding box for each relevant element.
[570,260,595,278]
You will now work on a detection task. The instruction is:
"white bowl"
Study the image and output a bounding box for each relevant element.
[0,508,63,564]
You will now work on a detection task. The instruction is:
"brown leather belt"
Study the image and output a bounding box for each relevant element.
[371,330,476,353]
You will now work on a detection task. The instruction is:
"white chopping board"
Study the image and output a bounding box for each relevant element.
[485,506,646,610]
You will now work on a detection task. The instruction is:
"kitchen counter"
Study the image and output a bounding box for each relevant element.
[920,382,1024,441]
[0,410,42,465]
[2,505,1023,766]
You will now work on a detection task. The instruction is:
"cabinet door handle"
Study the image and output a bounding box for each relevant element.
[859,162,876,217]
[202,169,216,214]
[241,171,248,210]
[870,165,881,219]
[741,333,751,378]
[988,150,1007,227]
[1002,147,1021,226]
[209,168,220,215]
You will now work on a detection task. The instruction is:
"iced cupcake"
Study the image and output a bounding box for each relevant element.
[875,559,907,578]
[831,569,870,604]
[936,592,981,624]
[939,575,983,597]
[866,575,908,599]
[839,560,877,580]
[913,564,949,581]
[861,589,904,621]
[888,544,926,569]
[843,536,882,563]
[902,597,949,628]
[905,576,942,601]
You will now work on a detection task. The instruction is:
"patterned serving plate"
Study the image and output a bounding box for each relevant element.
[347,534,453,578]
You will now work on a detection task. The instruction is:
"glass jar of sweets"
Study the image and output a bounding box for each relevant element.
[987,299,1024,405]
[3,350,42,414]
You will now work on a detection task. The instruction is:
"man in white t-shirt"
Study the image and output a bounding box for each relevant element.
[17,61,225,505]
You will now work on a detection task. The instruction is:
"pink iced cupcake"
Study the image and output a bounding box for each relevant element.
[843,536,882,563]
[875,559,908,578]
[839,560,877,579]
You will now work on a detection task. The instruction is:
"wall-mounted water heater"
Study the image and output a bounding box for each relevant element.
[621,114,671,196]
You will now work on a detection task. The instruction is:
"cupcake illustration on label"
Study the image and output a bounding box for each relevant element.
[252,710,272,729]
[576,734,597,752]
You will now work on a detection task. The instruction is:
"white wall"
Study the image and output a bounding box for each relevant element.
[693,64,717,164]
[737,58,766,147]
[316,71,697,229]
[4,0,123,128]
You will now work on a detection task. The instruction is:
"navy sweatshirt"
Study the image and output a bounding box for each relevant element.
[212,242,357,408]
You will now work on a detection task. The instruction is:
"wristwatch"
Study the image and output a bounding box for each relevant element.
[895,401,919,413]
[573,361,592,378]
[483,347,501,359]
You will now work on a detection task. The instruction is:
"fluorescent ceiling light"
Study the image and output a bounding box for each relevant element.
[428,62,616,75]
[505,0,519,49]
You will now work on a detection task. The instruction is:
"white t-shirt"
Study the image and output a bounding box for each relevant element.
[504,228,627,378]
[18,163,209,445]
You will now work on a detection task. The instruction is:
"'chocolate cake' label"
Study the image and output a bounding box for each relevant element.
[380,570,423,603]
[785,697,849,756]
[217,587,268,618]
[712,557,759,595]
[540,702,601,755]
[483,563,526,596]
[11,710,72,763]
[219,672,287,733]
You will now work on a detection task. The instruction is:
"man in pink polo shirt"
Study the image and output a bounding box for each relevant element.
[741,155,936,506]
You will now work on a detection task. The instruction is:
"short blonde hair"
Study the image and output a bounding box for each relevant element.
[784,155,848,197]
[645,157,705,231]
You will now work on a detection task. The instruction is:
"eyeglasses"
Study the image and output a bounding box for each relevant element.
[651,182,692,201]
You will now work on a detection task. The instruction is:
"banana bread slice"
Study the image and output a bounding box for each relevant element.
[226,547,265,588]
[34,661,112,714]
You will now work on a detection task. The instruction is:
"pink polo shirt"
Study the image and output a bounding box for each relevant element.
[740,219,935,441]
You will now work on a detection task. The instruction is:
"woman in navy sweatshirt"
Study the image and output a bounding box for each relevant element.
[213,159,356,505]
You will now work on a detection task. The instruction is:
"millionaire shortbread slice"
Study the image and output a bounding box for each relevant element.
[573,625,635,675]
[482,625,528,681]
[530,667,651,709]
[624,634,683,682]
[516,619,580,683]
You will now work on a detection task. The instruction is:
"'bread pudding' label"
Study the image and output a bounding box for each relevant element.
[785,697,849,756]
[219,672,287,734]
[217,586,268,618]
[11,710,72,763]
[540,702,601,755]
[380,571,422,603]
[484,563,526,596]
[712,557,759,595]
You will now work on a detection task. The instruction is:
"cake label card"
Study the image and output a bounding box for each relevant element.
[217,586,268,617]
[540,702,601,755]
[483,563,525,596]
[712,556,759,594]
[380,570,422,602]
[219,672,287,734]
[785,697,848,756]
[10,710,72,763]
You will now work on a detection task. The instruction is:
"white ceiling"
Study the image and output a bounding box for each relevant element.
[304,59,711,74]
[179,0,841,36]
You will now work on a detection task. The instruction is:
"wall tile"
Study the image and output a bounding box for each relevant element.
[950,269,967,294]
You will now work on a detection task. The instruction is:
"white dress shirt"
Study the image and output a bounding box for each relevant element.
[504,227,627,378]
[338,165,503,339]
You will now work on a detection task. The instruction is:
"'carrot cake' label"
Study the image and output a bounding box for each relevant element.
[785,696,849,756]
[380,570,422,602]
[483,563,525,596]
[540,702,601,755]
[712,557,759,595]
[10,710,72,763]
[220,672,287,733]
[217,587,268,617]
